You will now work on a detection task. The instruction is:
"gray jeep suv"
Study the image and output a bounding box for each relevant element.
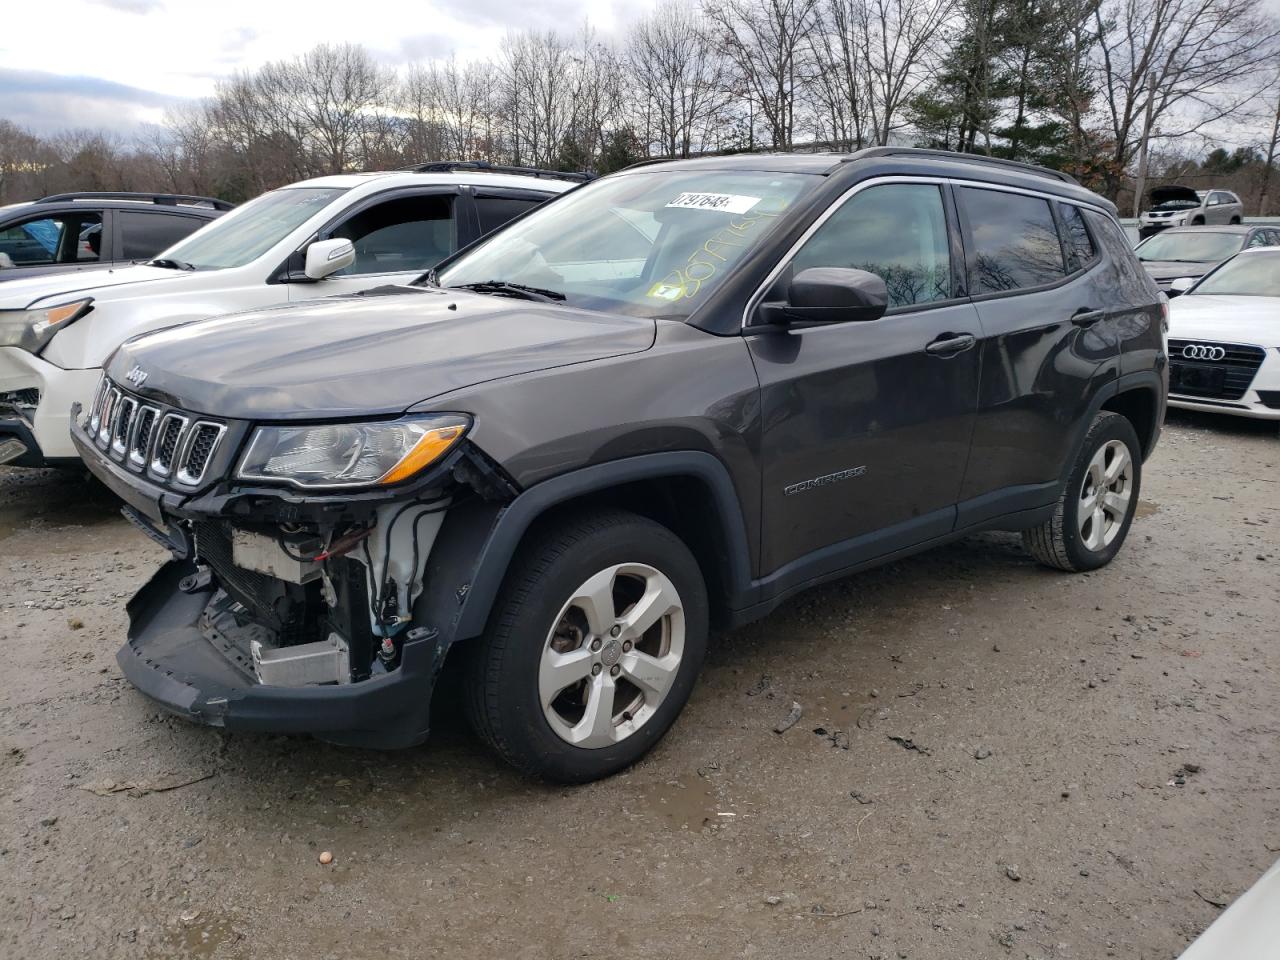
[73,148,1167,783]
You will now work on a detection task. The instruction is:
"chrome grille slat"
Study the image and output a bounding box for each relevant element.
[175,422,226,487]
[128,406,159,468]
[96,388,120,446]
[110,397,136,459]
[88,379,109,433]
[150,413,189,477]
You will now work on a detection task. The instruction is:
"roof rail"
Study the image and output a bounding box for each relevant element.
[846,147,1079,185]
[400,161,594,183]
[35,191,235,210]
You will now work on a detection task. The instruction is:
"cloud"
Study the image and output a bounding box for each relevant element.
[425,0,591,30]
[0,69,187,136]
[87,0,164,12]
[394,34,459,62]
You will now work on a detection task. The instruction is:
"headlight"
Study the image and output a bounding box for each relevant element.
[0,298,93,353]
[237,414,470,489]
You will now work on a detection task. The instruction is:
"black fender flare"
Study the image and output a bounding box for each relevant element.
[1065,369,1166,482]
[450,451,756,643]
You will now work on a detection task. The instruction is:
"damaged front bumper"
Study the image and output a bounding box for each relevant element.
[122,560,449,748]
[72,392,515,750]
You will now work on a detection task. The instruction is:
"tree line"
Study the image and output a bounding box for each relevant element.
[2,0,1279,212]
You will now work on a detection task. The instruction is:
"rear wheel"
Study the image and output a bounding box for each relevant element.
[464,509,708,783]
[1023,412,1141,572]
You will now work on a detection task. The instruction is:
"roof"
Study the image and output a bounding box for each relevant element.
[622,147,1112,212]
[1153,224,1255,235]
[288,170,580,193]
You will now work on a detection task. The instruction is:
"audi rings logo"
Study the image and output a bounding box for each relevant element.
[1181,344,1226,361]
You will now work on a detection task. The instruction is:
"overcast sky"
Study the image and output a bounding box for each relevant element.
[3,0,1279,140]
[2,0,659,135]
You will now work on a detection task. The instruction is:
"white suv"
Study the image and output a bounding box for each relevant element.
[0,164,579,467]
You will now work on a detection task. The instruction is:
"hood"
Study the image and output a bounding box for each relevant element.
[1148,185,1200,208]
[1141,260,1212,282]
[0,263,190,309]
[0,262,117,284]
[1169,294,1280,347]
[107,287,657,420]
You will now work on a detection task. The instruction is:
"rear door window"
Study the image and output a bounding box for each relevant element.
[331,193,455,275]
[117,211,206,260]
[957,187,1065,294]
[475,194,548,237]
[787,182,952,308]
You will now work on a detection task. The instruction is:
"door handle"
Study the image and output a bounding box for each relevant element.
[925,333,976,357]
[1072,308,1106,327]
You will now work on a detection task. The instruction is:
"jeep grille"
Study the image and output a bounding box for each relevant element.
[85,377,228,488]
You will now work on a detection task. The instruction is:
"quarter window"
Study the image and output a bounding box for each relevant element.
[957,187,1065,293]
[787,183,952,308]
[1058,204,1097,272]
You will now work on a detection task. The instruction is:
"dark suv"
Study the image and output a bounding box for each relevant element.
[73,148,1167,783]
[0,192,230,281]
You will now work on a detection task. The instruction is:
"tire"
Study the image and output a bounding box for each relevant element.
[464,508,708,783]
[1229,216,1241,224]
[1191,216,1204,225]
[1022,412,1142,572]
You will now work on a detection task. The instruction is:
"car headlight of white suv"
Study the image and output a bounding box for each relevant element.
[0,298,94,353]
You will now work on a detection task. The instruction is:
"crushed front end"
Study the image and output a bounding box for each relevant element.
[72,375,515,748]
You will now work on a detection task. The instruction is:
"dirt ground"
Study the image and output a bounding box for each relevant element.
[1,408,1277,960]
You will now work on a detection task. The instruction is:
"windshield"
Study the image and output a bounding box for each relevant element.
[157,187,345,270]
[1136,231,1243,263]
[436,171,817,318]
[1192,253,1280,297]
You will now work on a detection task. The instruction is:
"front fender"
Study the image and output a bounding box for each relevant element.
[436,451,757,645]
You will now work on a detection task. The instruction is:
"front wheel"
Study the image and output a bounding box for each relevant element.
[1023,412,1141,572]
[464,509,708,783]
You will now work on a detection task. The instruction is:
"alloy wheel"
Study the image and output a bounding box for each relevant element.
[538,562,685,749]
[1078,439,1133,551]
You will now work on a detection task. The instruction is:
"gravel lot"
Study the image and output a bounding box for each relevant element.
[1,409,1277,960]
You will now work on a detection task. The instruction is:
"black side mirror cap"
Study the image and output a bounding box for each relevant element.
[758,267,889,326]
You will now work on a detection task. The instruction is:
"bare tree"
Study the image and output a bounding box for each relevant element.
[857,0,956,145]
[628,1,725,157]
[0,119,40,204]
[807,0,869,150]
[703,0,821,149]
[1093,0,1280,204]
[282,43,391,174]
[1258,79,1280,215]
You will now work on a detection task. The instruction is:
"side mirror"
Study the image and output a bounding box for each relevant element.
[759,267,889,326]
[303,238,355,280]
[1167,276,1195,296]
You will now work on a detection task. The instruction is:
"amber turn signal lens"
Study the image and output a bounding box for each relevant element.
[378,424,466,485]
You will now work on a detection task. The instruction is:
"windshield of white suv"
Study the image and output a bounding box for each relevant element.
[1192,252,1280,297]
[155,187,345,270]
[1136,231,1243,263]
[435,171,817,318]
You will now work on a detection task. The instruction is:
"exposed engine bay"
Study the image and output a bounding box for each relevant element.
[185,499,450,687]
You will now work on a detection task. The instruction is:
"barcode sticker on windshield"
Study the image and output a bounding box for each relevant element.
[666,192,760,214]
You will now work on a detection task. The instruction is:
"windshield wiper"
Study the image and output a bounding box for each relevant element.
[450,280,566,302]
[149,258,196,271]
